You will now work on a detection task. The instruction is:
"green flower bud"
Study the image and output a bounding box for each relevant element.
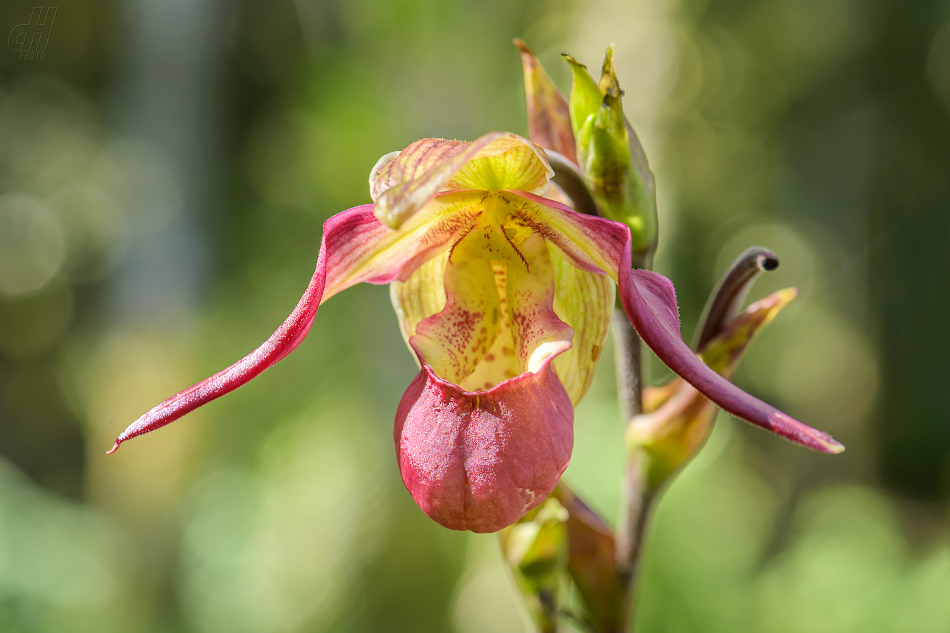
[564,46,658,266]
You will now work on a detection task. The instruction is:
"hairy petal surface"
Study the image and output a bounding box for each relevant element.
[372,133,553,229]
[109,197,480,452]
[504,191,844,454]
[394,362,574,533]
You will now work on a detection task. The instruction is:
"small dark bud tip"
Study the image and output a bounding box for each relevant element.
[761,257,779,271]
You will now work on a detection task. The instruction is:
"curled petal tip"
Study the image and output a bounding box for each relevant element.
[106,441,120,455]
[746,248,779,273]
[695,246,782,351]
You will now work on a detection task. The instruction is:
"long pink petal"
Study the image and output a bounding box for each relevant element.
[505,191,844,454]
[109,201,474,453]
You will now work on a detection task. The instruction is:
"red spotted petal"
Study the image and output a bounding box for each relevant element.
[394,360,574,533]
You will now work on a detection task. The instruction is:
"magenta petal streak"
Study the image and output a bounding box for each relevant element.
[395,361,574,533]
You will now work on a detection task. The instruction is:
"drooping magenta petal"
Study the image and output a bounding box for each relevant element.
[394,361,574,533]
[503,190,844,454]
[109,201,475,453]
[618,268,841,454]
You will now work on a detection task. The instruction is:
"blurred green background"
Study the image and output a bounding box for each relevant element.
[1,0,948,631]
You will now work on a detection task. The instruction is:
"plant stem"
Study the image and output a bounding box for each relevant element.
[612,252,653,631]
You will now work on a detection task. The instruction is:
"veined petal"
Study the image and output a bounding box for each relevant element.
[394,361,573,533]
[109,197,479,453]
[370,141,464,203]
[390,250,448,358]
[501,190,627,275]
[504,191,844,454]
[321,191,481,294]
[372,132,553,229]
[455,262,522,392]
[404,190,612,404]
[505,233,574,373]
[550,246,615,405]
[391,242,524,391]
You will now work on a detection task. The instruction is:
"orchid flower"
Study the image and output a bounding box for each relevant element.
[108,131,842,533]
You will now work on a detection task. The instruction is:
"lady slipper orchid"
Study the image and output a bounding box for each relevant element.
[108,131,842,533]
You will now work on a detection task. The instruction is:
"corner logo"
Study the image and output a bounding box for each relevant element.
[8,7,57,60]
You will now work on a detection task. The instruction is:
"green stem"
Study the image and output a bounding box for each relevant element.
[613,253,654,632]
